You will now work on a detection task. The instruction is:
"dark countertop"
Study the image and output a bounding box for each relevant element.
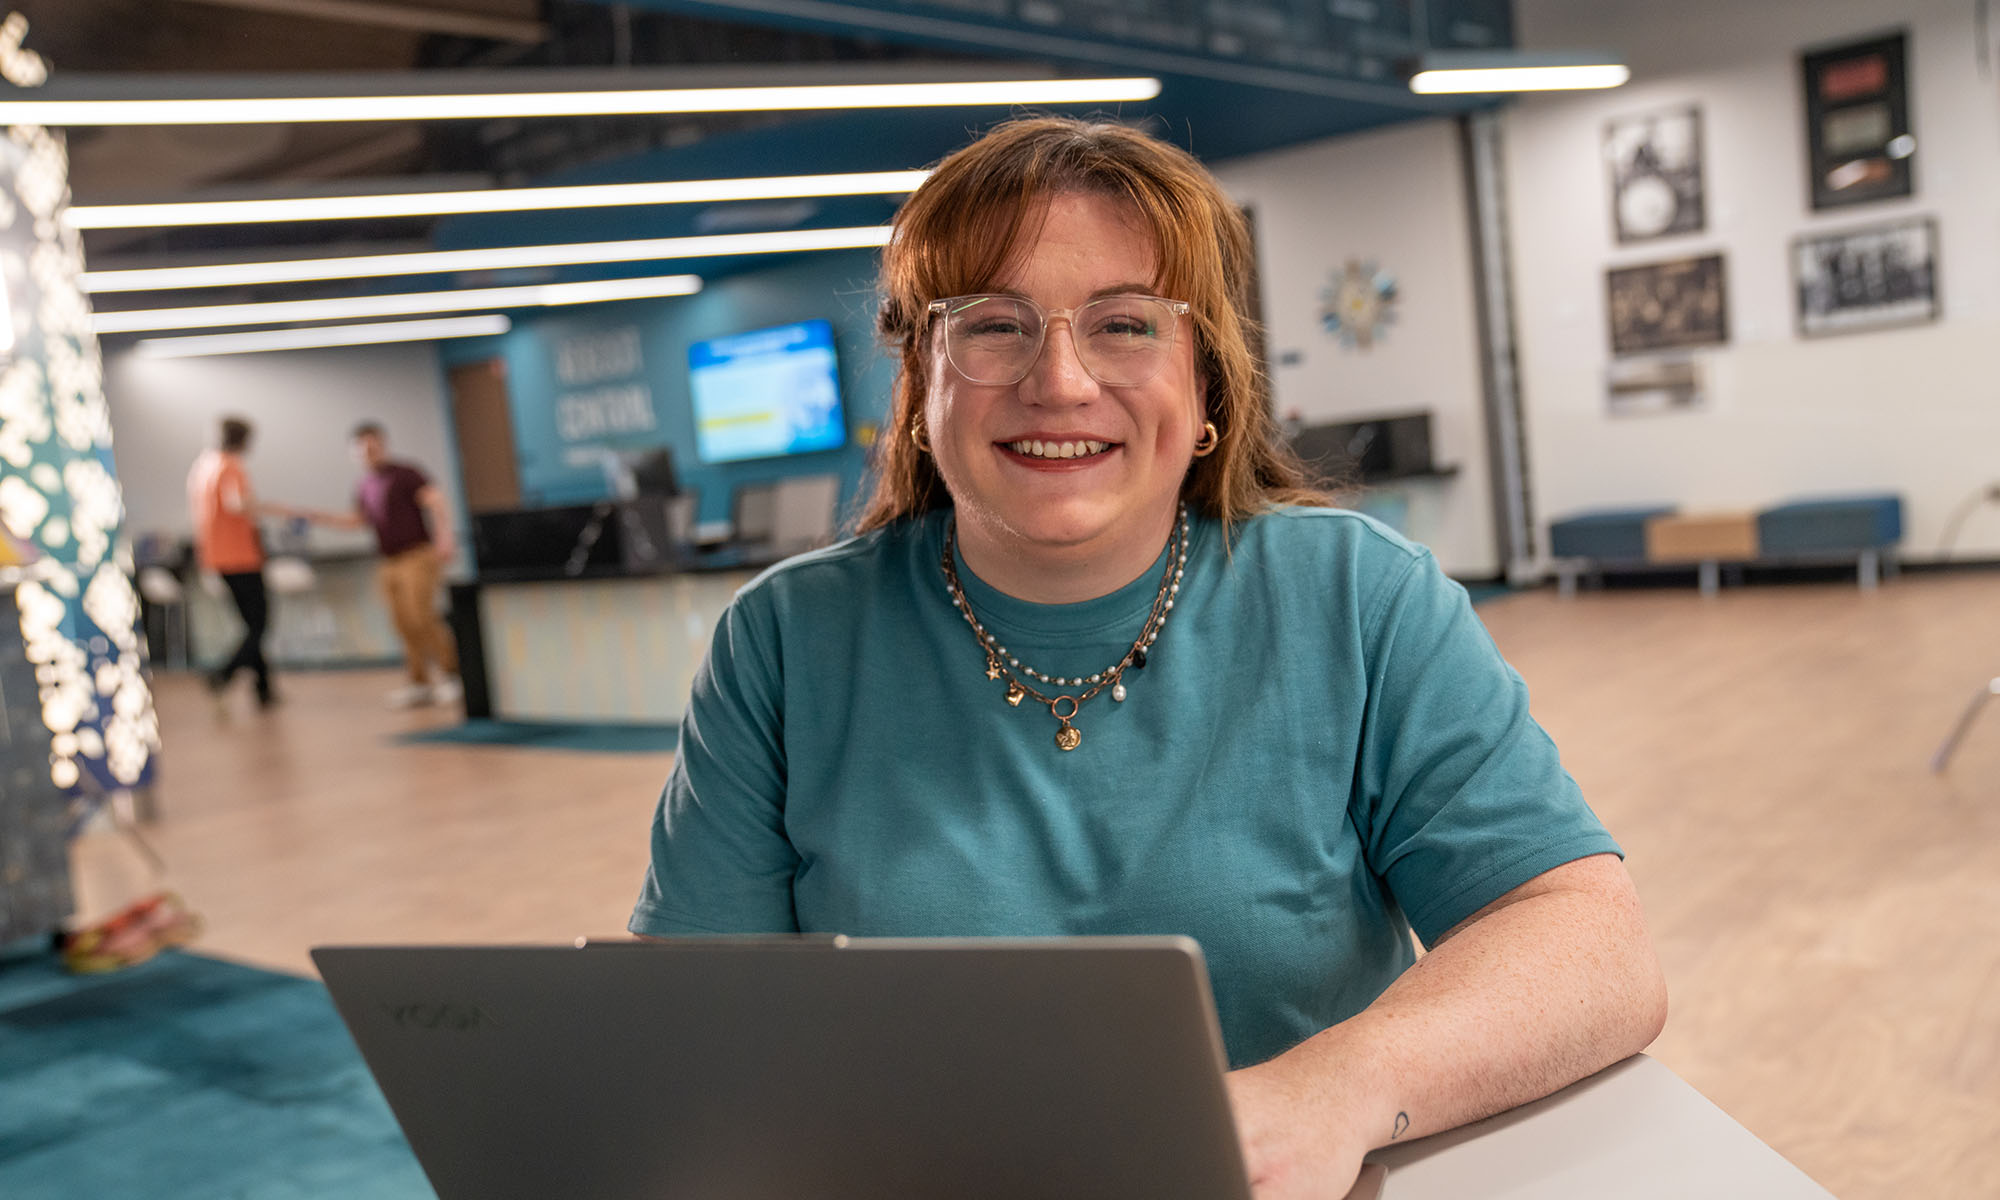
[471,544,786,587]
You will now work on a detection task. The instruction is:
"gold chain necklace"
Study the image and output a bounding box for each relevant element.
[940,504,1190,751]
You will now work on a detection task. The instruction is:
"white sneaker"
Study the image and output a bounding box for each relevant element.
[430,675,463,706]
[385,683,435,709]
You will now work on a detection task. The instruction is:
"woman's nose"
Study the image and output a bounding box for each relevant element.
[1019,320,1097,403]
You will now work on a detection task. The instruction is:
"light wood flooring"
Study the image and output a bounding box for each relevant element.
[73,570,2000,1200]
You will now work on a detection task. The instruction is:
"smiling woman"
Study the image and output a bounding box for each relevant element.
[630,116,1667,1200]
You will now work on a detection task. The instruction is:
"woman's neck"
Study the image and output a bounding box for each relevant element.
[951,505,1181,605]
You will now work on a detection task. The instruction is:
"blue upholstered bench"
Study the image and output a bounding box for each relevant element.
[1755,494,1903,588]
[1547,506,1676,595]
[1547,495,1904,594]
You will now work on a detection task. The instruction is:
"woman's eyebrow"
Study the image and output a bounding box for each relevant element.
[1089,282,1165,300]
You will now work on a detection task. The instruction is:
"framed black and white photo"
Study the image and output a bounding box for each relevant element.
[1606,254,1729,356]
[1793,216,1938,337]
[1802,31,1913,210]
[1606,105,1705,243]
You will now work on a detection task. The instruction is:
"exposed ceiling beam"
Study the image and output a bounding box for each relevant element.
[75,174,497,207]
[262,126,426,180]
[173,0,547,44]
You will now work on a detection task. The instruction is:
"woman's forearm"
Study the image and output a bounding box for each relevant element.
[1230,853,1667,1188]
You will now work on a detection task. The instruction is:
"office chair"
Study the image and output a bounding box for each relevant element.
[135,566,188,670]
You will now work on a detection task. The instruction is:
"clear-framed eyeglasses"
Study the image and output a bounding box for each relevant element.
[926,293,1192,388]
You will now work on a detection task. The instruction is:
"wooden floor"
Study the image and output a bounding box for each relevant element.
[74,571,2000,1200]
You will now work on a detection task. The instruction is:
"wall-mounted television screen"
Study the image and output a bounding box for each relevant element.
[687,319,847,464]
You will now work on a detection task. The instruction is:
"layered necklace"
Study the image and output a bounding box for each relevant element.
[940,504,1190,752]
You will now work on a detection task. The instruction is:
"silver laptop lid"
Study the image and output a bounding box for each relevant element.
[313,936,1253,1200]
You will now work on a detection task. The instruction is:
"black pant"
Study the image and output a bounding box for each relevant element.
[216,571,272,699]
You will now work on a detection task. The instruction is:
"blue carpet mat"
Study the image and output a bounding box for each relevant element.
[395,718,678,754]
[0,949,429,1199]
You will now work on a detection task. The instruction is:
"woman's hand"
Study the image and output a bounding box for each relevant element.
[1226,1057,1371,1199]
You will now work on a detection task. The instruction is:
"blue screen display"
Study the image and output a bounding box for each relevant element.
[687,319,847,464]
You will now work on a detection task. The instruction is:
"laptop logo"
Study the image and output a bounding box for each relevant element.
[383,1001,500,1032]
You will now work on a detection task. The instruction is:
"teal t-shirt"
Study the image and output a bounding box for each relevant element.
[630,506,1619,1068]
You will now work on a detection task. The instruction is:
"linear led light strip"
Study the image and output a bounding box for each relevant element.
[68,169,931,229]
[93,274,702,335]
[84,224,894,293]
[0,77,1161,126]
[137,315,513,358]
[1408,64,1629,94]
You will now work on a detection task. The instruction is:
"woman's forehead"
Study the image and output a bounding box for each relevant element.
[982,192,1162,294]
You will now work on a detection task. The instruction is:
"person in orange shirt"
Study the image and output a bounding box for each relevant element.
[187,416,279,708]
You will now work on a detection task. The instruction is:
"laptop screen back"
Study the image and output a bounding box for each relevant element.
[313,937,1253,1200]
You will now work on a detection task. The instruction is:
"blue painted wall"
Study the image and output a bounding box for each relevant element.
[439,248,893,530]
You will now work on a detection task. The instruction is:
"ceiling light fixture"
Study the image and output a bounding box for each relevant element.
[1407,52,1629,94]
[0,77,1162,126]
[136,315,513,358]
[83,225,894,293]
[67,170,931,229]
[93,274,702,334]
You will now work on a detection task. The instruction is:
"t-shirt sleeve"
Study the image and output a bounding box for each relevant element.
[1351,549,1621,947]
[629,588,800,936]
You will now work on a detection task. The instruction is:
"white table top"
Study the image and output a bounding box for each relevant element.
[1358,1055,1835,1199]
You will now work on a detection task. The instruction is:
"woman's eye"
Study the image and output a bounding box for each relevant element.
[1092,317,1155,338]
[964,318,1029,337]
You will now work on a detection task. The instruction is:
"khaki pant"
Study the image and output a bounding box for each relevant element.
[379,546,457,684]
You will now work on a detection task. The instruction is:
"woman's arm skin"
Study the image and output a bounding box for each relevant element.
[1226,853,1669,1198]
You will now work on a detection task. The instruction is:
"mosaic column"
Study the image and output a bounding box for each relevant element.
[0,37,161,800]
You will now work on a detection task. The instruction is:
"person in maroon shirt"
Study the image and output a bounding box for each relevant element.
[299,423,461,708]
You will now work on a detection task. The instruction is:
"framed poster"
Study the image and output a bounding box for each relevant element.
[1793,216,1938,337]
[1606,105,1705,243]
[1802,31,1913,210]
[1606,254,1729,356]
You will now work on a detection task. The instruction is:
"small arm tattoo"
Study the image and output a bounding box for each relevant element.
[1390,1112,1410,1141]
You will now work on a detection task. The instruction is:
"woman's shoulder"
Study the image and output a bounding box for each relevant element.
[1232,504,1434,570]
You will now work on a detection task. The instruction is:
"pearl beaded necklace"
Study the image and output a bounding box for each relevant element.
[941,504,1190,751]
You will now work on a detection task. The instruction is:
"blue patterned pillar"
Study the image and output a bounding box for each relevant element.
[0,34,161,797]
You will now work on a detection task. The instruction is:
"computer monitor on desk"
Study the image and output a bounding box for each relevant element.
[603,447,681,501]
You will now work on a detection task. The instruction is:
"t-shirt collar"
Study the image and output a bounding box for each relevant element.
[934,507,1206,642]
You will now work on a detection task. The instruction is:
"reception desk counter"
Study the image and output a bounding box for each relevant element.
[454,548,784,725]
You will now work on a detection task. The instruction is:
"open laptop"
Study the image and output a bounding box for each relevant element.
[313,936,1257,1200]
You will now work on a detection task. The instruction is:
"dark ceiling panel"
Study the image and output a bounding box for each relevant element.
[11,0,426,72]
[570,0,1511,99]
[22,0,1511,292]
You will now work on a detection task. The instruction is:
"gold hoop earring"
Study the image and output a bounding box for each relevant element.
[911,417,933,454]
[1191,421,1219,458]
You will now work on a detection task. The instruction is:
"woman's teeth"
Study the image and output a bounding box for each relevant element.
[1007,439,1109,460]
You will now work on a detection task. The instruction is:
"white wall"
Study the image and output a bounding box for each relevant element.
[103,341,463,557]
[1508,0,2000,561]
[1217,118,1501,578]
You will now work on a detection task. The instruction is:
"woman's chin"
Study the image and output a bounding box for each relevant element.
[979,502,1143,561]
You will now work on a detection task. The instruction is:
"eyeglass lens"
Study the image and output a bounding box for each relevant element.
[941,295,1178,386]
